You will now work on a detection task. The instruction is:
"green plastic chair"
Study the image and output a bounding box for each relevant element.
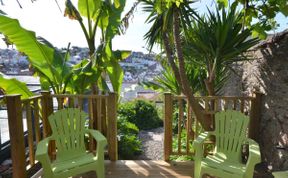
[36,108,107,178]
[193,110,261,178]
[273,171,288,178]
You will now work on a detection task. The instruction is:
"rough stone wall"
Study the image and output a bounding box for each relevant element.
[222,30,288,170]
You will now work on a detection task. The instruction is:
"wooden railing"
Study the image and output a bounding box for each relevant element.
[5,91,117,178]
[163,92,263,161]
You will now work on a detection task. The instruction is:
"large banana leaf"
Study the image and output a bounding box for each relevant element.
[0,15,71,94]
[104,43,130,94]
[105,0,126,40]
[0,74,33,99]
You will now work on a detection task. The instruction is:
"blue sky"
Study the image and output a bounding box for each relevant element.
[0,0,287,53]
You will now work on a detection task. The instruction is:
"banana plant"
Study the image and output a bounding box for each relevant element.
[64,0,130,94]
[0,1,130,95]
[0,14,73,94]
[0,14,101,95]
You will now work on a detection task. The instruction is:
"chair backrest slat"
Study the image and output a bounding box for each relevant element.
[215,110,249,162]
[49,108,88,156]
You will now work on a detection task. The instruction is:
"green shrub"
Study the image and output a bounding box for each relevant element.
[118,100,163,130]
[117,117,142,159]
[118,116,139,135]
[118,134,142,159]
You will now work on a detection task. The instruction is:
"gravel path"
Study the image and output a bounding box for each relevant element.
[136,127,164,160]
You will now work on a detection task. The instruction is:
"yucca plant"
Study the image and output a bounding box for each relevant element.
[185,6,259,96]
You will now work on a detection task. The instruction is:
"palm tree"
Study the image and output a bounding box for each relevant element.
[141,0,211,130]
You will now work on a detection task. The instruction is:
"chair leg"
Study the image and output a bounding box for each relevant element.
[194,161,201,178]
[194,170,200,178]
[96,165,105,178]
[43,170,54,178]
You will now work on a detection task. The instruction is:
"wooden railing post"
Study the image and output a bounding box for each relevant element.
[249,91,263,142]
[41,91,54,158]
[5,95,27,178]
[41,91,53,137]
[164,93,173,161]
[107,92,118,161]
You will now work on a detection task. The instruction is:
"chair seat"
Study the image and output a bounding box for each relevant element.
[52,153,96,174]
[201,154,246,176]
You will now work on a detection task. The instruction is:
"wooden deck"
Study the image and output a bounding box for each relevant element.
[35,160,194,178]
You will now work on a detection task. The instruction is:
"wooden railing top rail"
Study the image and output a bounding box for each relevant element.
[51,94,108,99]
[21,95,42,103]
[173,95,255,100]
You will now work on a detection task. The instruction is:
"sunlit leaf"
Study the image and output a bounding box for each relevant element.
[114,0,120,8]
[78,0,102,20]
[217,0,228,8]
[0,74,33,99]
[107,59,124,94]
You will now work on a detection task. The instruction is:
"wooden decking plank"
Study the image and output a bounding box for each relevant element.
[36,160,194,178]
[76,160,194,178]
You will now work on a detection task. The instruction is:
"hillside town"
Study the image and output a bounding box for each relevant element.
[0,47,163,83]
[0,47,163,102]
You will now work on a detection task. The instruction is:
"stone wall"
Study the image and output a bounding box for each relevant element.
[222,30,288,170]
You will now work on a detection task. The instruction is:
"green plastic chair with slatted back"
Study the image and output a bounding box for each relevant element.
[36,108,107,178]
[193,110,261,178]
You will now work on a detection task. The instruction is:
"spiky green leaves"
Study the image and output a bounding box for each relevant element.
[185,6,259,94]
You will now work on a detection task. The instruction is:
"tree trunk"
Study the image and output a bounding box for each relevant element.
[162,32,184,93]
[204,79,215,96]
[172,8,212,130]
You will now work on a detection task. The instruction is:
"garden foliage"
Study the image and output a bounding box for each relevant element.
[117,116,142,159]
[118,100,163,130]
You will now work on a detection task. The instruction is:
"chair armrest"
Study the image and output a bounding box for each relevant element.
[273,171,288,178]
[87,129,107,160]
[245,138,261,171]
[192,132,212,151]
[192,132,212,159]
[87,129,107,146]
[35,137,53,166]
[246,138,261,164]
